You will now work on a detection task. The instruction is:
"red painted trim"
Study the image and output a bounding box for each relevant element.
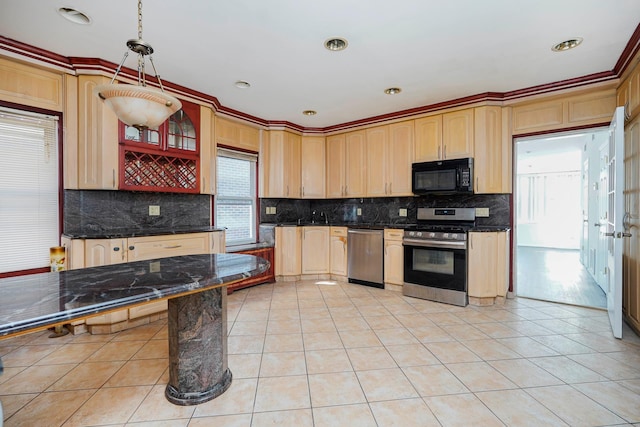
[0,34,631,133]
[0,267,51,279]
[614,22,640,76]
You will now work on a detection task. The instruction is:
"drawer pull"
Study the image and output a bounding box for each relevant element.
[164,245,183,249]
[113,247,120,252]
[129,246,135,250]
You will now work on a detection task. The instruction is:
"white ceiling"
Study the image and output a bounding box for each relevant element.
[1,0,639,128]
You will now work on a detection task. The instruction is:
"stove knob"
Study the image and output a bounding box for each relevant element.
[443,233,449,239]
[429,232,435,238]
[451,233,458,240]
[409,231,415,237]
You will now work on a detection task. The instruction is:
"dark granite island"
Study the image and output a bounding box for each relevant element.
[0,253,269,406]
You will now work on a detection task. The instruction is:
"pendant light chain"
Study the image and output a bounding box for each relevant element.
[137,0,143,40]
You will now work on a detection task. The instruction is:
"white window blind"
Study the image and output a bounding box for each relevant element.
[0,108,59,273]
[216,148,258,246]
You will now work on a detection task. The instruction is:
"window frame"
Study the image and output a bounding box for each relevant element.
[0,101,64,278]
[215,147,259,246]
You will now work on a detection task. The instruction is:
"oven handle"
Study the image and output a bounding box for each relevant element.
[402,238,466,250]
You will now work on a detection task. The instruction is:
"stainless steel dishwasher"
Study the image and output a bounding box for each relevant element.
[347,229,384,288]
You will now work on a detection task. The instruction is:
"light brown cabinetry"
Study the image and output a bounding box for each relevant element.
[383,229,404,290]
[62,231,225,333]
[467,231,510,305]
[366,123,414,196]
[473,106,511,193]
[261,130,301,198]
[618,66,640,122]
[301,226,330,275]
[415,109,474,162]
[199,106,216,194]
[301,136,326,198]
[330,227,348,278]
[77,75,119,190]
[326,131,367,198]
[275,226,302,278]
[214,116,260,152]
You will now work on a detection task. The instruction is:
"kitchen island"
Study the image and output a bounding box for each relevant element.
[0,253,269,405]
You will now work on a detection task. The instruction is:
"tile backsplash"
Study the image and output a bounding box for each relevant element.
[64,190,211,235]
[260,194,511,227]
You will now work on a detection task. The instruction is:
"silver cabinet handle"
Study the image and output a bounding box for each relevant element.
[438,146,441,159]
[444,145,447,159]
[112,169,116,188]
[164,245,183,249]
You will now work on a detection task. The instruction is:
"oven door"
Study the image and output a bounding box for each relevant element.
[403,239,467,292]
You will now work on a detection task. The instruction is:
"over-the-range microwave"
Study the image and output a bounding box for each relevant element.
[412,157,473,194]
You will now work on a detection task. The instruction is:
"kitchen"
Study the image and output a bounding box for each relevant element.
[2,1,640,425]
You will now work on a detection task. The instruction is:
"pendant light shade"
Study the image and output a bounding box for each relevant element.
[94,0,181,130]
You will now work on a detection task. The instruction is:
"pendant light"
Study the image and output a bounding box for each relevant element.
[94,0,181,130]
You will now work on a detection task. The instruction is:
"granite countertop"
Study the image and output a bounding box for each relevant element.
[470,226,511,232]
[261,222,417,229]
[0,253,268,337]
[62,226,226,239]
[226,242,275,252]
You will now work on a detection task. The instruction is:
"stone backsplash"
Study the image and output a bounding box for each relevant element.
[64,190,211,235]
[260,194,511,227]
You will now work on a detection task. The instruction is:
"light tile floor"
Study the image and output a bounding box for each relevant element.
[2,279,640,426]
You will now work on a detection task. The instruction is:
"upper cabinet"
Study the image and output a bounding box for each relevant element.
[473,106,511,193]
[214,117,260,152]
[260,130,301,198]
[618,65,640,123]
[301,136,326,198]
[326,131,366,198]
[366,121,414,197]
[119,99,200,193]
[199,105,216,195]
[415,109,474,162]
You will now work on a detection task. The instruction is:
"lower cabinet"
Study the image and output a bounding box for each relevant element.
[383,229,404,290]
[467,230,510,305]
[301,226,330,275]
[330,227,348,278]
[61,231,225,334]
[227,247,275,294]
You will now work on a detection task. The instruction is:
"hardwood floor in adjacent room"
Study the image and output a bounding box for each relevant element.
[516,246,607,309]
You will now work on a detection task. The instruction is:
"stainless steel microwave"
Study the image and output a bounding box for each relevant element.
[412,158,473,194]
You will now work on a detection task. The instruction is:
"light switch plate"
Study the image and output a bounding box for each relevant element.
[149,205,160,216]
[476,207,490,217]
[357,208,362,216]
[399,208,407,217]
[271,207,276,214]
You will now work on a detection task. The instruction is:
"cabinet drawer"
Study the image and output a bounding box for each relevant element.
[129,300,168,320]
[128,233,210,261]
[384,229,404,241]
[330,227,347,237]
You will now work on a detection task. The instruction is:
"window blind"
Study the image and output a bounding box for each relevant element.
[0,108,59,273]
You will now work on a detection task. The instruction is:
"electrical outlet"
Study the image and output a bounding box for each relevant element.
[149,205,160,216]
[399,208,407,217]
[475,207,490,217]
[271,207,276,214]
[149,261,160,273]
[357,208,362,216]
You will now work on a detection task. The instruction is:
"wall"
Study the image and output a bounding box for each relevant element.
[260,194,511,228]
[64,190,210,236]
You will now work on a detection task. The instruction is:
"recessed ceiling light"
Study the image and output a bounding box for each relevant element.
[234,80,251,89]
[384,87,402,95]
[324,37,348,52]
[551,38,583,52]
[302,110,317,116]
[57,7,92,25]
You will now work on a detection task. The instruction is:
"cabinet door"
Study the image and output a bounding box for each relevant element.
[474,106,511,193]
[442,109,474,159]
[275,226,302,276]
[326,134,346,198]
[302,226,330,274]
[330,227,348,276]
[128,233,210,262]
[285,132,302,198]
[345,130,367,197]
[414,115,442,162]
[366,126,389,197]
[215,116,239,147]
[210,230,226,254]
[77,75,119,190]
[468,232,509,298]
[301,136,326,198]
[388,121,415,195]
[260,130,286,198]
[384,241,404,286]
[200,105,215,194]
[85,239,126,267]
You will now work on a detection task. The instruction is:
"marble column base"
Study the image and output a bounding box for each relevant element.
[165,287,232,405]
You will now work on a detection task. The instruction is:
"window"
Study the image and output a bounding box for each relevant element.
[0,107,60,274]
[216,148,257,245]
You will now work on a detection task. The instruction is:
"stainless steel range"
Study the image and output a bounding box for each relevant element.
[403,207,476,306]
